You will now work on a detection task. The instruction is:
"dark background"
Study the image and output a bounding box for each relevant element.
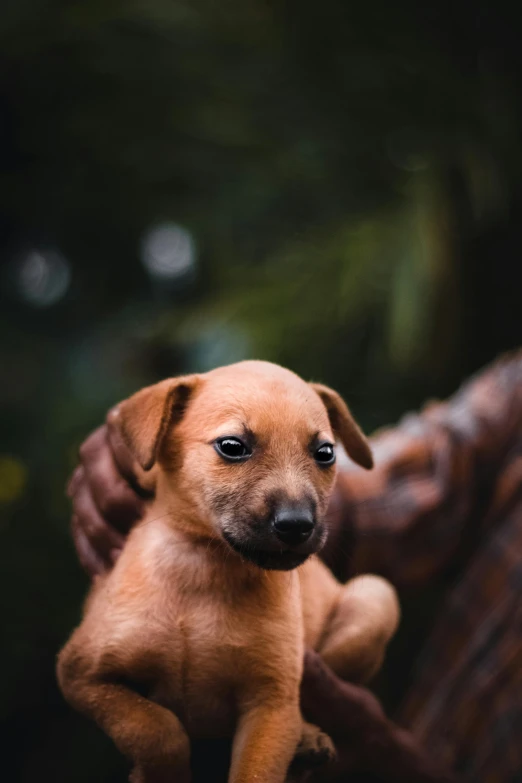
[2,2,522,781]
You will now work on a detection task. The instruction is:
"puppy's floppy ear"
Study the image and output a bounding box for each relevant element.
[310,383,373,470]
[112,375,200,471]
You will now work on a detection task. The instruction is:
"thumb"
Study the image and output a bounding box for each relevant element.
[301,650,385,737]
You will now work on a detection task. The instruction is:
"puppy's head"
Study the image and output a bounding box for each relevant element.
[114,361,372,571]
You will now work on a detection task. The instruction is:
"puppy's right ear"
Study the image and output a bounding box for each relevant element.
[110,375,200,471]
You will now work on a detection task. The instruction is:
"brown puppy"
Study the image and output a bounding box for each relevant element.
[57,361,399,783]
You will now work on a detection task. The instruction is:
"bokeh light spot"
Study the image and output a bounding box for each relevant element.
[16,249,71,307]
[0,456,27,504]
[141,222,197,280]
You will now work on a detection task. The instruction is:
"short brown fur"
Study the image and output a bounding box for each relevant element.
[57,360,399,783]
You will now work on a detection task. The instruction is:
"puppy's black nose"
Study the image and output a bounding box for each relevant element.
[273,508,314,545]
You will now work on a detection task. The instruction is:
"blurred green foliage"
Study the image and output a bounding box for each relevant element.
[2,1,522,781]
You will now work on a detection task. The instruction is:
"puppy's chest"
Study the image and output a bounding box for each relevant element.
[111,526,303,736]
[143,576,302,738]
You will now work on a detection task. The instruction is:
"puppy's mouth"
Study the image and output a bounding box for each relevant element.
[222,531,313,571]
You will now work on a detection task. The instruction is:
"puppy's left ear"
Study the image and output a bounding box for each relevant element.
[110,375,200,471]
[310,383,373,470]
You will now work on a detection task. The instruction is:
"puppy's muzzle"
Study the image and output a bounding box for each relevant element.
[272,506,314,545]
[222,496,324,570]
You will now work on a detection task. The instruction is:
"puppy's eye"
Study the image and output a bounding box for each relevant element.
[314,442,336,466]
[214,437,252,462]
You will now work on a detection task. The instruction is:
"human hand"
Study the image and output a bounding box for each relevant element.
[301,650,458,783]
[67,411,150,576]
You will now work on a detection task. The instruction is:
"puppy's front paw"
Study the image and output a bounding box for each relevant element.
[290,721,336,773]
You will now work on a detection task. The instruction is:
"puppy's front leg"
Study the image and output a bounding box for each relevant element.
[58,641,190,783]
[229,701,301,783]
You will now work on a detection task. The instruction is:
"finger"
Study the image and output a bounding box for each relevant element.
[301,650,349,734]
[72,480,126,563]
[301,650,384,736]
[67,465,84,499]
[80,426,145,533]
[71,514,110,577]
[107,407,151,489]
